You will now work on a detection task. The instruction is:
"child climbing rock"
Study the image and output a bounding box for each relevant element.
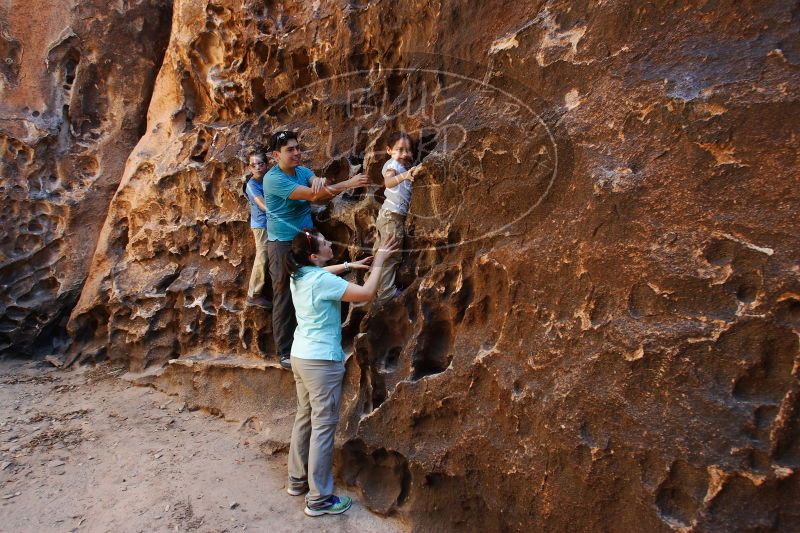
[366,131,422,305]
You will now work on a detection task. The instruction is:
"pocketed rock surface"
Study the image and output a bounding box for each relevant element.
[1,1,799,531]
[0,0,172,356]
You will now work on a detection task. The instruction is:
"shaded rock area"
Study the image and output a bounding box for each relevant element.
[3,0,800,531]
[0,0,173,356]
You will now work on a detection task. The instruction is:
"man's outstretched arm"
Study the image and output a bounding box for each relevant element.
[288,173,370,202]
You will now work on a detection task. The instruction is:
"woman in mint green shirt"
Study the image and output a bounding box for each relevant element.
[285,227,397,517]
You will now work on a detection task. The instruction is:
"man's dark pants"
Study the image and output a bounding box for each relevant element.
[267,240,295,360]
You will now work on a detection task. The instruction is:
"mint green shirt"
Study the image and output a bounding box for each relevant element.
[289,266,349,361]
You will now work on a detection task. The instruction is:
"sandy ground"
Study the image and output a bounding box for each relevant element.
[0,358,406,533]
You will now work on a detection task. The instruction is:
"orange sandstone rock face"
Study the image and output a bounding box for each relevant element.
[0,0,171,355]
[7,0,800,530]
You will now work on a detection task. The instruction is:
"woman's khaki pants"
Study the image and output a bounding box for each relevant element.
[287,357,345,509]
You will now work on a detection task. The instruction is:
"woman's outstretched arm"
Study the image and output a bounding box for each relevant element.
[341,235,398,302]
[324,256,372,276]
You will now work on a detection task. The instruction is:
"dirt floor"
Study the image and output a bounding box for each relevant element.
[0,358,406,533]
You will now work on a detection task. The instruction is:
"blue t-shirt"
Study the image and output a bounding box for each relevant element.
[290,266,349,361]
[245,177,268,229]
[262,165,314,241]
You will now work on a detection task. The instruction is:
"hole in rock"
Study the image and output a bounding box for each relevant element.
[729,270,762,304]
[62,54,79,88]
[155,271,181,292]
[655,460,708,528]
[26,219,44,234]
[250,77,268,113]
[358,370,373,414]
[337,442,411,515]
[190,134,210,163]
[191,32,224,71]
[322,157,351,182]
[253,41,270,62]
[384,346,401,372]
[289,48,312,87]
[411,312,454,381]
[256,330,270,354]
[112,218,129,251]
[75,62,107,135]
[775,297,800,329]
[703,239,735,266]
[453,274,473,324]
[241,327,253,349]
[415,128,439,163]
[371,373,387,409]
[736,283,758,304]
[732,325,797,404]
[17,277,59,307]
[753,404,778,435]
[424,472,445,487]
[314,61,330,77]
[29,297,74,354]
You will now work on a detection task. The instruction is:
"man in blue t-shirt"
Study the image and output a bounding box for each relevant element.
[244,153,273,309]
[264,130,369,369]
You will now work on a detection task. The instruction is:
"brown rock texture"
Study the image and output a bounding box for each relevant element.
[5,0,800,530]
[0,0,172,355]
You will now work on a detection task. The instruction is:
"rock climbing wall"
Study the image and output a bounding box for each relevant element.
[0,0,172,355]
[8,0,800,530]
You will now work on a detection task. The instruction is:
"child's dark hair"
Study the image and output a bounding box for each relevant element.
[248,150,267,163]
[271,130,298,152]
[386,131,412,149]
[284,227,321,277]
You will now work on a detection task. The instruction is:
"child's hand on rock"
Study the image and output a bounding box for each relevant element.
[406,166,424,182]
